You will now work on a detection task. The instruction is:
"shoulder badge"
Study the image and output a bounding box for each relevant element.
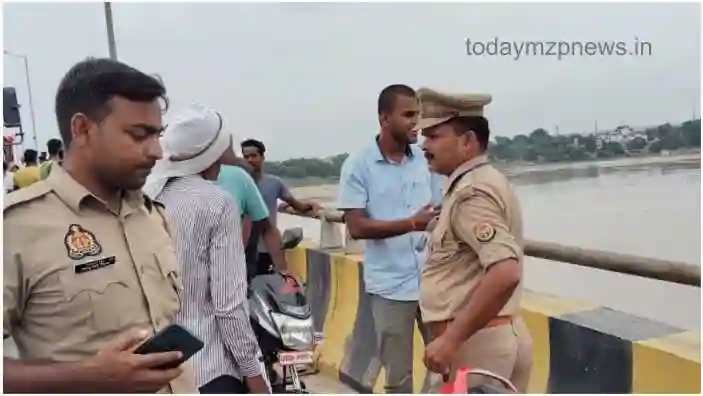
[64,224,102,260]
[474,222,496,243]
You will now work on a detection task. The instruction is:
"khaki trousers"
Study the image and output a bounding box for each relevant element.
[427,316,533,393]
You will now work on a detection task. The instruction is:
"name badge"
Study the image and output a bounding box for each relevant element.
[75,256,117,274]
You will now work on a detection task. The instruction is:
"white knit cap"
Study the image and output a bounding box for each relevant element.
[143,102,232,199]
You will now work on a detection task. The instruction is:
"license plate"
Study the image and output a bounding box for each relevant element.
[279,351,314,366]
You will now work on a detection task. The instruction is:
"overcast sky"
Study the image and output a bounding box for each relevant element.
[3,2,700,160]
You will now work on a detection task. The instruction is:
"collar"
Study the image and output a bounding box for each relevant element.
[373,134,413,162]
[444,155,489,194]
[46,165,148,215]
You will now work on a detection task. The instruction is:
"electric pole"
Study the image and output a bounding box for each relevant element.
[105,2,117,60]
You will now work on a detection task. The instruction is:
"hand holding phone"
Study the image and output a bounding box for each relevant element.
[134,324,204,370]
[79,329,185,393]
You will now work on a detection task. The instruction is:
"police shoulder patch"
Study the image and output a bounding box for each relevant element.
[64,224,103,260]
[474,222,496,243]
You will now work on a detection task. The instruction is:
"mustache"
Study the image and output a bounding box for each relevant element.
[423,150,434,160]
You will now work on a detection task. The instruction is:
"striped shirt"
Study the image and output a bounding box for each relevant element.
[156,175,262,387]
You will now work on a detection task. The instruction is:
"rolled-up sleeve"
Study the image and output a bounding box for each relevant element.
[451,187,521,268]
[210,198,262,377]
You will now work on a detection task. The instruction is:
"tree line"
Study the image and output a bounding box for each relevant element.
[265,119,701,180]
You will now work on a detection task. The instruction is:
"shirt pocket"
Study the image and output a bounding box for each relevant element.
[367,176,397,217]
[58,262,142,334]
[428,216,465,263]
[152,250,184,322]
[406,173,432,210]
[409,173,429,193]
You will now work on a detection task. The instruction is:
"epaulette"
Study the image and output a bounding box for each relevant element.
[146,195,172,238]
[153,199,166,209]
[142,193,154,214]
[4,181,53,213]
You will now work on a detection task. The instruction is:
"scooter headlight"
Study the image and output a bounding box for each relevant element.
[271,313,314,351]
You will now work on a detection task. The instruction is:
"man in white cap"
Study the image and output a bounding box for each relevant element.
[144,103,270,394]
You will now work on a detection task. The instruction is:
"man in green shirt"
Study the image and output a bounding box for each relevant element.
[39,138,63,179]
[217,163,289,280]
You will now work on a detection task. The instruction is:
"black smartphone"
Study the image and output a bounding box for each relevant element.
[134,324,204,369]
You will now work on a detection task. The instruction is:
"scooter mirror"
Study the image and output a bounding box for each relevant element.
[281,227,304,250]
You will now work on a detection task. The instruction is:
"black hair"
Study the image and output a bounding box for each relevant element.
[47,138,63,156]
[54,57,168,148]
[377,84,416,116]
[23,149,38,164]
[241,139,266,155]
[451,116,491,151]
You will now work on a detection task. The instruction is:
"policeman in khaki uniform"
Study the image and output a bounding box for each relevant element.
[416,88,533,393]
[3,58,198,393]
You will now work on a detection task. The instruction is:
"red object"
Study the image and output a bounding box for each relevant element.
[439,367,518,394]
[280,274,300,294]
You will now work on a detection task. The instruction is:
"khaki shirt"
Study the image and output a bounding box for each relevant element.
[420,155,524,323]
[3,166,197,393]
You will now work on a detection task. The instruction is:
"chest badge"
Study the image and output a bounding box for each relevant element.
[64,224,103,260]
[474,222,496,243]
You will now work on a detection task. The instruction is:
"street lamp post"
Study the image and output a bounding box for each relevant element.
[3,50,38,151]
[104,1,118,60]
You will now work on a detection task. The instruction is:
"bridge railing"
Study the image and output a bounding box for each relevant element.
[278,206,701,288]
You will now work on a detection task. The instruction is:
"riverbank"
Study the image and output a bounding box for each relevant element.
[500,150,701,176]
[290,151,701,203]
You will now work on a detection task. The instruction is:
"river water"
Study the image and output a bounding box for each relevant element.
[280,155,702,331]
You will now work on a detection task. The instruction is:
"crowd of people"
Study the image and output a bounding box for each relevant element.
[3,138,64,194]
[3,57,531,395]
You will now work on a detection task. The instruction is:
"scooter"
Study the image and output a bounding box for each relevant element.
[248,227,316,394]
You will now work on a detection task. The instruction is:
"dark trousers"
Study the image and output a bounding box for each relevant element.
[247,252,275,282]
[199,375,249,394]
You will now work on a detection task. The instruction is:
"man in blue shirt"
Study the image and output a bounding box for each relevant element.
[337,84,444,394]
[217,161,289,279]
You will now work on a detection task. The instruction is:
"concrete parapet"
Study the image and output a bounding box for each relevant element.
[286,243,701,394]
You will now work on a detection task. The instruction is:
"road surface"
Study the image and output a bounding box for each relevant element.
[303,372,357,394]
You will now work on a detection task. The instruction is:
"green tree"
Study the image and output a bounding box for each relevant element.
[261,117,700,180]
[681,119,701,147]
[581,135,597,153]
[626,137,647,151]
